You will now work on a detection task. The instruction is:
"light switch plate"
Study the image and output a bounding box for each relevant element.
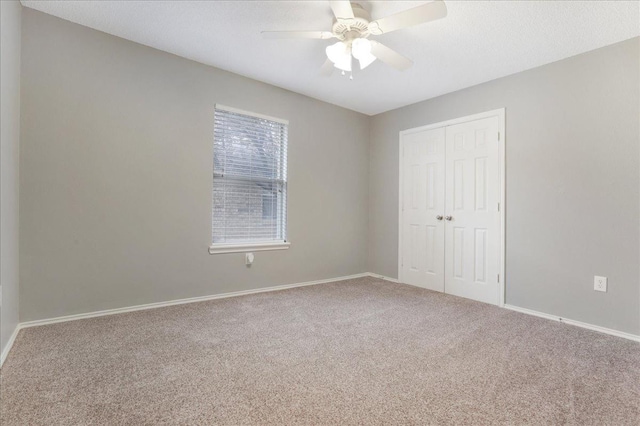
[594,276,607,292]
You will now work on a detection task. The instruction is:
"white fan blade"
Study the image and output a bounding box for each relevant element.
[370,41,413,71]
[321,58,334,76]
[329,1,354,20]
[369,0,447,34]
[262,31,334,39]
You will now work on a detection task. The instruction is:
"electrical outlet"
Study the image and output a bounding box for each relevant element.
[594,276,607,292]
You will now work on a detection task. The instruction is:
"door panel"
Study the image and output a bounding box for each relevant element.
[401,128,445,292]
[444,117,500,305]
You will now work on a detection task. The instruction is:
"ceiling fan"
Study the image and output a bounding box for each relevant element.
[262,1,447,77]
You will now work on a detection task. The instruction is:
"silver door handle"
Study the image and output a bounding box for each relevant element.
[445,216,453,221]
[436,215,443,221]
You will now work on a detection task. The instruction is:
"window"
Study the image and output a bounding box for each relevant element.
[262,194,276,220]
[209,105,289,254]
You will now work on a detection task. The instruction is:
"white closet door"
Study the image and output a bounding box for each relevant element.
[401,127,445,292]
[444,117,500,305]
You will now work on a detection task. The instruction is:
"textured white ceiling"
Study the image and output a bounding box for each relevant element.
[21,1,640,115]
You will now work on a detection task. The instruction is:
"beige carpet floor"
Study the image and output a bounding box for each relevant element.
[1,276,639,425]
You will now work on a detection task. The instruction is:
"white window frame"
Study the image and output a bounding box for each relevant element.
[209,105,290,255]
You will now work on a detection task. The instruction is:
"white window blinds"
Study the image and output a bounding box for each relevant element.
[212,106,288,245]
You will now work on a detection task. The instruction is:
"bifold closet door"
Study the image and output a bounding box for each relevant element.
[400,127,446,292]
[444,117,500,305]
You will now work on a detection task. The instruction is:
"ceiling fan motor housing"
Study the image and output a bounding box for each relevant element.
[332,3,371,41]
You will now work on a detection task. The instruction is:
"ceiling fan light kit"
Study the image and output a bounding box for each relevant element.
[262,1,448,78]
[326,41,352,72]
[351,38,376,69]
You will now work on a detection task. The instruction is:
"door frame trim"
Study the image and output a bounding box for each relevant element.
[398,108,506,306]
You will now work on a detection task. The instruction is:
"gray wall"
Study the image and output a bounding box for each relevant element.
[369,38,640,335]
[19,10,370,322]
[1,0,22,358]
[17,8,640,337]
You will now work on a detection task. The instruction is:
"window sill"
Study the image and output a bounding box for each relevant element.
[208,241,290,255]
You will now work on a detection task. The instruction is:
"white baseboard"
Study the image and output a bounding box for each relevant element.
[382,275,639,343]
[19,273,370,329]
[367,273,400,283]
[1,325,21,368]
[504,304,640,343]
